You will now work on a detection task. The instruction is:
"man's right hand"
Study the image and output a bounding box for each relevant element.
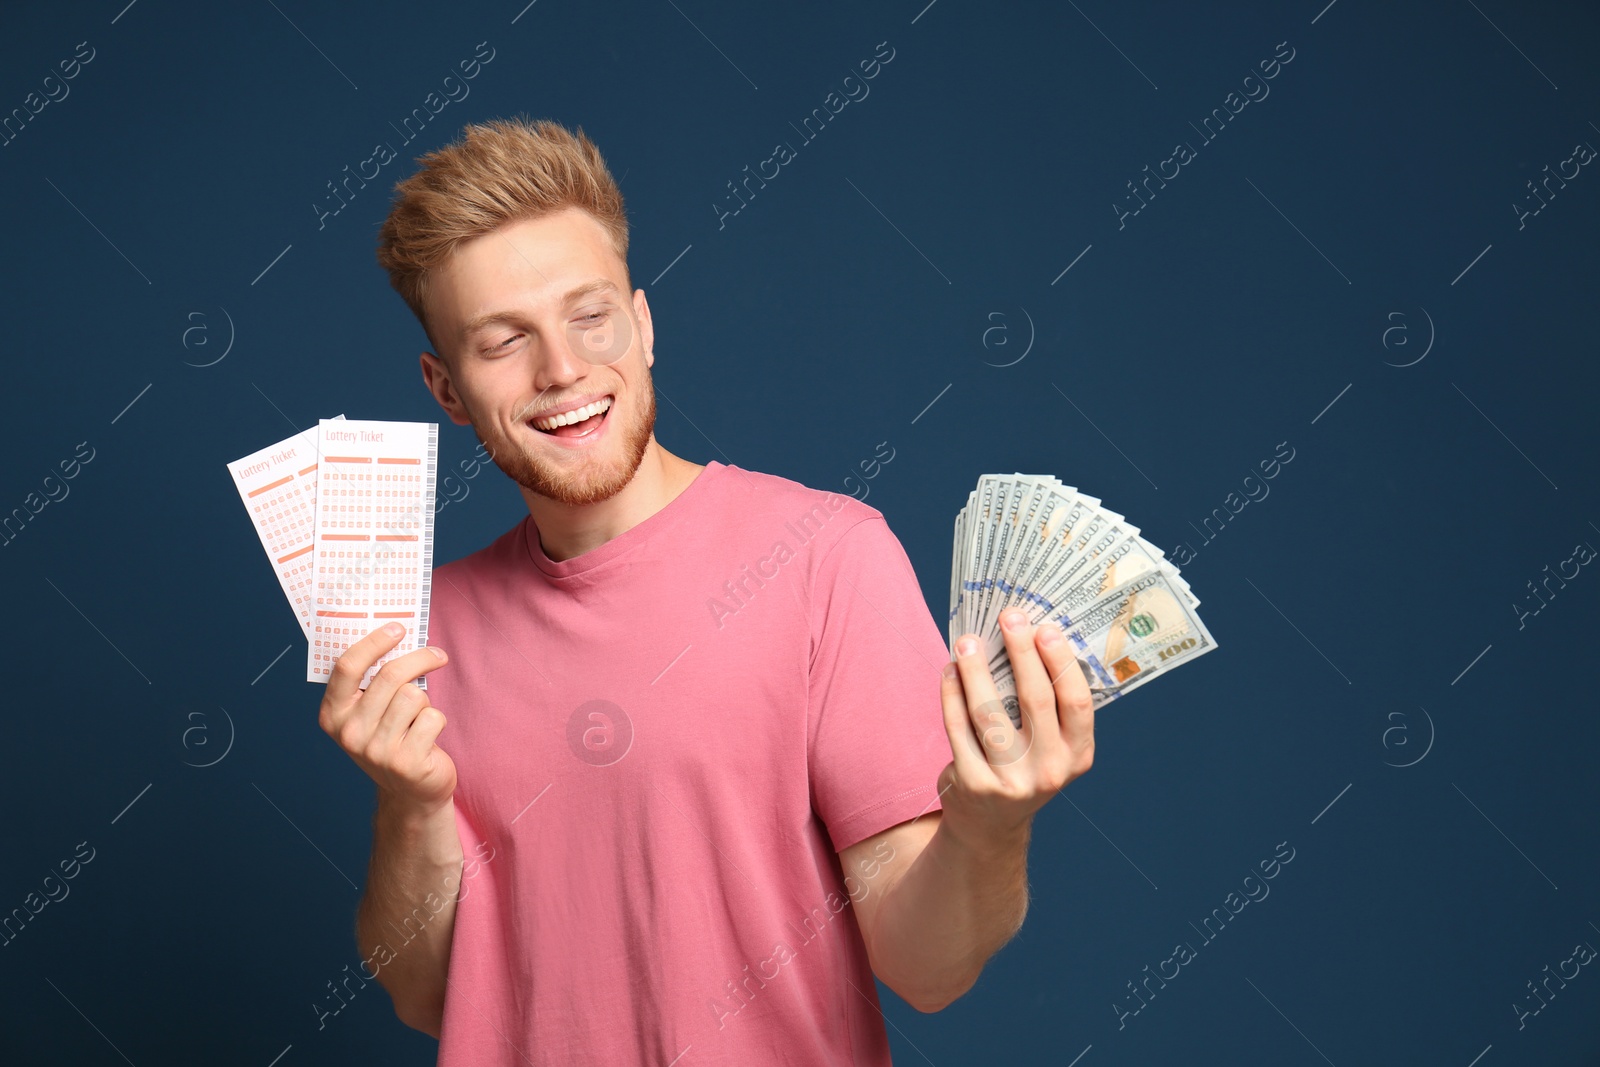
[319,623,456,814]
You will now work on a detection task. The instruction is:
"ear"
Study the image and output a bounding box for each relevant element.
[420,351,473,427]
[634,288,655,368]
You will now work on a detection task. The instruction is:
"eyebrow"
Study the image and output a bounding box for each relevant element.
[459,279,622,339]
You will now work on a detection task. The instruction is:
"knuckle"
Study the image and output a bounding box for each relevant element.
[361,736,392,767]
[971,705,1005,730]
[373,660,408,689]
[336,720,365,753]
[331,654,364,680]
[1047,757,1073,790]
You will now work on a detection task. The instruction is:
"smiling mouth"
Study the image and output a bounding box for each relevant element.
[528,395,613,439]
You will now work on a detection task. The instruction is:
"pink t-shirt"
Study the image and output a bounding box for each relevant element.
[426,460,954,1066]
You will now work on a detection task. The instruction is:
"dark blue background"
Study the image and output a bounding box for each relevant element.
[3,1,1597,1063]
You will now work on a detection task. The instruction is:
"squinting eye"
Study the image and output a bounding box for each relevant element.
[487,334,520,352]
[579,311,608,325]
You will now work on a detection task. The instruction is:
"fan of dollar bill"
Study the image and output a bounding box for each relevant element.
[949,474,1216,725]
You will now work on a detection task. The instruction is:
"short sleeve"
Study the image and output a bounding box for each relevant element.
[807,514,954,853]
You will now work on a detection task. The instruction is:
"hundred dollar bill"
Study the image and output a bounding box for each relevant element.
[979,526,1196,665]
[950,473,1215,727]
[963,479,1089,651]
[977,475,1044,643]
[989,569,1216,719]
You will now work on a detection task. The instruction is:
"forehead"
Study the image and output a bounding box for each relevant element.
[430,207,625,330]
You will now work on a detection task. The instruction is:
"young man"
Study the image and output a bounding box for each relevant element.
[317,117,1095,1065]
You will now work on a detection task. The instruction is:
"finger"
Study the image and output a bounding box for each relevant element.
[1037,621,1095,759]
[367,681,431,759]
[322,623,407,739]
[998,608,1067,765]
[400,704,448,760]
[326,623,406,709]
[348,645,449,738]
[938,661,992,784]
[953,632,1021,765]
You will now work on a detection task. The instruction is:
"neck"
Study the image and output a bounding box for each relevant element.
[520,438,704,562]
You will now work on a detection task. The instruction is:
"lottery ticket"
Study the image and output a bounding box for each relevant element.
[307,418,438,689]
[225,415,344,640]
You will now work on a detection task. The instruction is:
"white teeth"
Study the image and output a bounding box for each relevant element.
[532,396,612,431]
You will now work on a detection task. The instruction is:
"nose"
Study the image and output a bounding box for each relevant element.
[532,328,590,397]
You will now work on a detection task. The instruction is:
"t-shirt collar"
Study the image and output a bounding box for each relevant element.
[522,460,728,579]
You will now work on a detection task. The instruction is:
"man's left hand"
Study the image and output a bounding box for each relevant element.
[936,608,1096,850]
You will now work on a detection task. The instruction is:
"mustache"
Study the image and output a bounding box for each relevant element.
[515,387,603,423]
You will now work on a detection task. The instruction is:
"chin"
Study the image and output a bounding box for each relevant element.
[478,384,657,507]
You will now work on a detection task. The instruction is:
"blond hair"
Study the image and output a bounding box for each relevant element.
[375,115,630,355]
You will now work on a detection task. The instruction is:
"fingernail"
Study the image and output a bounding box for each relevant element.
[957,636,978,656]
[384,622,404,637]
[942,661,958,680]
[1038,622,1063,645]
[1002,609,1026,631]
[429,646,447,661]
